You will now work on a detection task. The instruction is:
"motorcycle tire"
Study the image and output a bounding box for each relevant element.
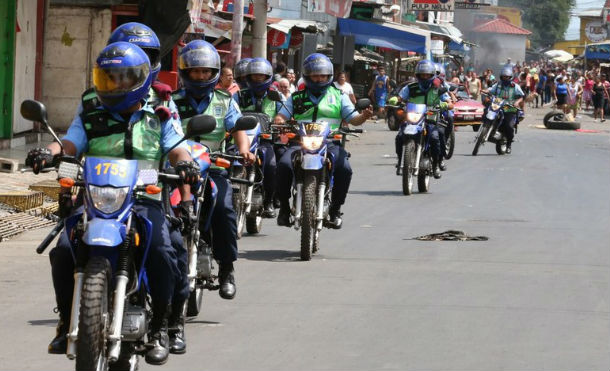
[444,130,455,160]
[300,174,318,261]
[472,123,490,156]
[186,285,204,317]
[472,124,480,132]
[495,141,508,155]
[402,140,416,195]
[246,213,262,234]
[417,158,431,193]
[387,115,398,131]
[76,256,112,371]
[543,111,565,128]
[545,120,581,130]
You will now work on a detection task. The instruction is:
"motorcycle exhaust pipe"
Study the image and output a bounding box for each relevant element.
[413,145,422,176]
[187,235,198,291]
[66,271,84,360]
[294,183,303,230]
[316,182,325,231]
[107,274,129,362]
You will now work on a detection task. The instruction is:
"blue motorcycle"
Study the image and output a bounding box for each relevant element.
[398,103,440,195]
[473,94,523,156]
[21,100,216,371]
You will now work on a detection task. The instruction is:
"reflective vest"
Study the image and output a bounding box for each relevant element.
[292,86,343,131]
[406,82,441,107]
[237,89,277,118]
[172,89,231,152]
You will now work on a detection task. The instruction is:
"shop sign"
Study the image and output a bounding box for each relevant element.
[268,29,291,49]
[410,0,455,12]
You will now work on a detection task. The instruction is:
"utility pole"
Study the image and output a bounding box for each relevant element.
[230,0,244,67]
[252,0,267,58]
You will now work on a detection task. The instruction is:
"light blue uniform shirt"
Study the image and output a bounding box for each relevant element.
[277,89,359,123]
[62,96,187,158]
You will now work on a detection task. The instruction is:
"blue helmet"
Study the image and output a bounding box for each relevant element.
[234,58,252,80]
[302,53,333,94]
[93,42,152,113]
[178,40,221,97]
[108,22,161,82]
[415,60,436,90]
[500,64,514,86]
[246,58,273,92]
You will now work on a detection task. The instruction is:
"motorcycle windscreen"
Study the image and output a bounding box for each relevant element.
[84,157,139,188]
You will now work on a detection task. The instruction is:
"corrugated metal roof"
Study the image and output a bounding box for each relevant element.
[471,18,532,35]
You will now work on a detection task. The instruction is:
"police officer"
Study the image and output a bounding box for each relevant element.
[25,42,199,365]
[395,60,453,179]
[234,58,252,89]
[273,53,373,229]
[235,57,280,217]
[171,40,254,300]
[486,64,524,154]
[435,62,455,171]
[106,22,190,355]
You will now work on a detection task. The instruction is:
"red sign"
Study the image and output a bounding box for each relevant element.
[268,29,287,48]
[289,30,303,48]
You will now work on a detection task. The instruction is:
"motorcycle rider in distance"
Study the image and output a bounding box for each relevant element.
[25,42,199,365]
[171,40,255,301]
[392,60,453,179]
[485,64,525,154]
[234,57,280,218]
[273,53,373,229]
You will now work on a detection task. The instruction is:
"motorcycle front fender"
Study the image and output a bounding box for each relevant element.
[301,153,324,170]
[82,218,125,247]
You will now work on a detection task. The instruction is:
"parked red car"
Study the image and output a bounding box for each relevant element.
[452,88,485,131]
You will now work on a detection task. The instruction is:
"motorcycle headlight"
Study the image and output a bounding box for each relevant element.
[302,136,324,150]
[88,185,129,214]
[491,103,500,111]
[406,112,423,123]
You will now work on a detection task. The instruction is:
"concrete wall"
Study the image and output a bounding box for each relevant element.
[12,0,38,134]
[472,33,526,74]
[42,6,111,131]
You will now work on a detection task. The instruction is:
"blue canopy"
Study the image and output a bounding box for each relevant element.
[337,18,427,54]
[585,42,610,60]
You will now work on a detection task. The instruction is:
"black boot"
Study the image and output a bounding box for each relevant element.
[48,313,69,354]
[439,160,447,171]
[506,142,512,154]
[218,262,236,300]
[168,301,186,355]
[276,200,292,227]
[432,162,442,179]
[262,198,276,218]
[145,305,170,365]
[326,205,343,230]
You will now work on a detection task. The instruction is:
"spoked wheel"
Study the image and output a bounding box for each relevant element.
[186,285,204,317]
[245,212,262,234]
[495,141,507,155]
[76,256,112,371]
[231,191,246,240]
[472,123,490,156]
[417,157,431,193]
[300,174,318,261]
[444,130,455,160]
[402,140,416,195]
[387,114,398,131]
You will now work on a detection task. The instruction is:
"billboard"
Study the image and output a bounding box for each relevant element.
[410,0,455,11]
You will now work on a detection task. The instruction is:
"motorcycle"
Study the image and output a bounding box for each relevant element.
[397,103,442,196]
[20,100,217,371]
[267,91,369,260]
[385,93,403,131]
[472,94,523,156]
[167,115,258,317]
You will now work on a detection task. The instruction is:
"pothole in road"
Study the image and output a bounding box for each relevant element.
[408,230,489,241]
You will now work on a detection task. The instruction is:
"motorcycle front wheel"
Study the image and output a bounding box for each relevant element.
[231,167,247,239]
[472,122,491,156]
[402,140,416,195]
[76,256,111,371]
[300,174,318,261]
[387,114,398,131]
[496,140,508,155]
[417,156,431,193]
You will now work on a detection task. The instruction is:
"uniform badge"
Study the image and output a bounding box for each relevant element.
[327,94,336,105]
[214,105,223,117]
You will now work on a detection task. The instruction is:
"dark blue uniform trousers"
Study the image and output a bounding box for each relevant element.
[258,141,276,201]
[276,142,352,207]
[50,200,181,319]
[209,170,238,264]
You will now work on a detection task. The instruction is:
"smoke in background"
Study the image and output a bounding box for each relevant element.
[475,34,509,76]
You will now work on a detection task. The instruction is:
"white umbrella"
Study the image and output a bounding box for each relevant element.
[544,49,573,59]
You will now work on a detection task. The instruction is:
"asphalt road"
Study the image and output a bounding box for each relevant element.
[1,108,609,371]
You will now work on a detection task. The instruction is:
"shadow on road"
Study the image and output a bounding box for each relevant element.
[349,190,406,196]
[29,319,57,327]
[238,249,301,262]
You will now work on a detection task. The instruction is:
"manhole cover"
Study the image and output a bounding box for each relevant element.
[409,230,488,241]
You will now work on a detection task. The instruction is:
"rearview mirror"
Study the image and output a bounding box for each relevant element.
[186,114,217,138]
[233,116,258,131]
[21,100,48,123]
[355,98,371,111]
[267,90,283,102]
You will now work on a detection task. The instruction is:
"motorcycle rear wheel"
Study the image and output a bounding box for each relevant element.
[402,140,416,195]
[495,141,507,155]
[472,122,490,156]
[300,174,318,261]
[186,285,204,317]
[246,213,262,234]
[444,130,455,160]
[76,256,111,371]
[417,157,431,193]
[387,115,398,131]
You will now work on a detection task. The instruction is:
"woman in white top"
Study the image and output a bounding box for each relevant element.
[333,71,356,104]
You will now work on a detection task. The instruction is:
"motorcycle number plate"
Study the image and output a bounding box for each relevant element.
[486,111,497,120]
[463,115,474,120]
[404,125,418,135]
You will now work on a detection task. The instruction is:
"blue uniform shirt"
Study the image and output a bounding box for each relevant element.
[277,89,359,123]
[175,89,242,131]
[62,96,186,157]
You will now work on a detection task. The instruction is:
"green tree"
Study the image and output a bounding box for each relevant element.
[499,0,575,49]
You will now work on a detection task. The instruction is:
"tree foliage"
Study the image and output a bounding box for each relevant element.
[499,0,576,49]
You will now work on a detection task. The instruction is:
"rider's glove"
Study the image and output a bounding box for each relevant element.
[439,102,449,111]
[177,200,196,234]
[175,160,200,186]
[388,96,399,106]
[25,147,55,174]
[151,80,172,102]
[154,106,172,121]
